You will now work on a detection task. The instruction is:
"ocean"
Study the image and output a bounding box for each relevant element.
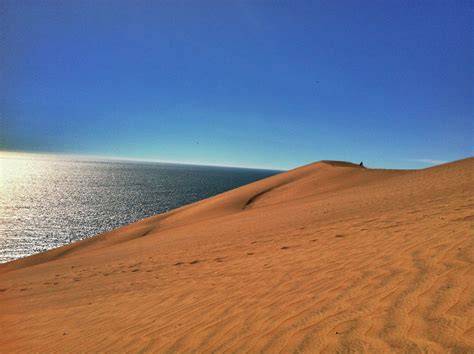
[0,153,280,263]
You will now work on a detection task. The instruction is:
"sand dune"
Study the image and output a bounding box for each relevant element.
[1,158,473,352]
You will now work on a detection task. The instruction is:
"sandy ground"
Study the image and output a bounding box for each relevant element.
[0,158,473,352]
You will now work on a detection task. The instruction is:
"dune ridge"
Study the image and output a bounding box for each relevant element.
[0,158,473,352]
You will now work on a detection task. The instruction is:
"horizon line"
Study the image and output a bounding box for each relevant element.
[0,149,286,172]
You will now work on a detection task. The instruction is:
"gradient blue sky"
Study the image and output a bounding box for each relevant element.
[1,0,472,170]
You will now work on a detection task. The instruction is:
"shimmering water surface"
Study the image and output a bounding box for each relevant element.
[0,153,279,263]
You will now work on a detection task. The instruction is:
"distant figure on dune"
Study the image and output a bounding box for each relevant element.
[359,161,364,167]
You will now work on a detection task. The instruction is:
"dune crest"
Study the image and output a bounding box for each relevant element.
[1,158,473,352]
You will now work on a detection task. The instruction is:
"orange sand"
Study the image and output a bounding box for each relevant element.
[1,158,473,352]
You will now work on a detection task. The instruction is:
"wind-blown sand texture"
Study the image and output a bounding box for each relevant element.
[1,158,473,352]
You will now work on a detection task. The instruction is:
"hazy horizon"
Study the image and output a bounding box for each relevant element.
[2,149,470,173]
[0,149,285,171]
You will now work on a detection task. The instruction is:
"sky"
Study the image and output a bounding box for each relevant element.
[1,0,472,170]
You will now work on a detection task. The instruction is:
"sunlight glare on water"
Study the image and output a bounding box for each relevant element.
[0,152,279,263]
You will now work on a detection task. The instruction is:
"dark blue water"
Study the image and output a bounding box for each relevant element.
[0,153,280,263]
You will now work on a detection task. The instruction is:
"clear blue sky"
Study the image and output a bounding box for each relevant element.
[1,0,472,170]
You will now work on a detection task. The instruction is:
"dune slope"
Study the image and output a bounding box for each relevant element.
[0,158,473,352]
